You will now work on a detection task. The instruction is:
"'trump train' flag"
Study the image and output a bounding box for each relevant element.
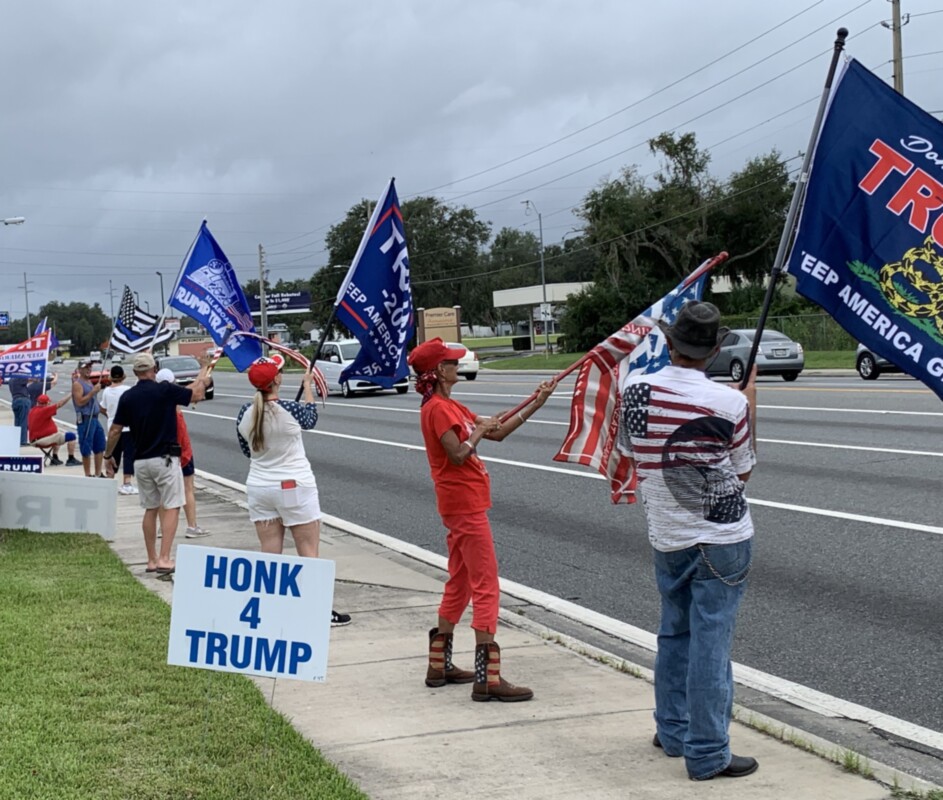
[110,287,174,354]
[33,317,60,350]
[787,59,943,401]
[0,331,50,380]
[553,254,726,504]
[170,222,263,371]
[333,179,414,388]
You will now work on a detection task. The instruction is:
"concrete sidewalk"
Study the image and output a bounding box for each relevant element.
[0,403,933,799]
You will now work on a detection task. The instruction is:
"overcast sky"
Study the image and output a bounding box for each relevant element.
[1,0,941,322]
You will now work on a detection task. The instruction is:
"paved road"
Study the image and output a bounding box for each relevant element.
[49,366,943,734]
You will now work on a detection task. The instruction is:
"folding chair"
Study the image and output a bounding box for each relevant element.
[30,441,57,467]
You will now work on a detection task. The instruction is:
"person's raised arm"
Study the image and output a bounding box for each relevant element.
[187,353,214,403]
[440,417,497,465]
[484,378,557,442]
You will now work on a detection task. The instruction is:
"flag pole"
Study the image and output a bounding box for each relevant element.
[146,222,204,354]
[498,251,730,423]
[104,294,123,363]
[740,27,848,388]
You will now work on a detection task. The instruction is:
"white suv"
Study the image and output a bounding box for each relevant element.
[316,339,409,398]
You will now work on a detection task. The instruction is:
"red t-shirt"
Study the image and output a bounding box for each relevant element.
[176,409,193,467]
[419,394,491,516]
[28,405,58,441]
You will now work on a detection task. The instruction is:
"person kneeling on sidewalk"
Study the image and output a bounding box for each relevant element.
[408,338,557,702]
[28,393,80,466]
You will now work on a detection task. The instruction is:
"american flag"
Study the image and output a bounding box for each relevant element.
[110,285,174,353]
[552,253,727,504]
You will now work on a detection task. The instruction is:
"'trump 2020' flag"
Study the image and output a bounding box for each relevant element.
[110,286,174,353]
[553,254,726,504]
[333,179,413,388]
[787,59,943,401]
[0,331,50,380]
[170,222,263,371]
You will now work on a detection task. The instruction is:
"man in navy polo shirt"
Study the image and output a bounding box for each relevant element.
[104,351,213,577]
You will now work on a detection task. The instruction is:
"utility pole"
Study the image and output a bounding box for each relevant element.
[19,272,34,338]
[108,279,116,319]
[523,200,551,356]
[258,244,269,348]
[883,0,909,94]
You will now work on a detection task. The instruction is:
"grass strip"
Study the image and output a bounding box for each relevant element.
[0,530,368,800]
[484,349,858,372]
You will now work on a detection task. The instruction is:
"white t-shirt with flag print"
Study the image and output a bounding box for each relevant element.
[618,365,756,552]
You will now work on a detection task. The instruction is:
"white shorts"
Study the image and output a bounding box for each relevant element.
[247,482,321,527]
[136,456,185,510]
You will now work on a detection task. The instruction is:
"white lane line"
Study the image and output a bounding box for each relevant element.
[761,404,943,417]
[762,438,943,458]
[193,467,943,752]
[186,407,943,536]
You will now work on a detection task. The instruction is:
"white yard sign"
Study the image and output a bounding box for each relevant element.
[167,545,335,682]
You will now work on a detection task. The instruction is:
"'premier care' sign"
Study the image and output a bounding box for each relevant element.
[167,545,335,681]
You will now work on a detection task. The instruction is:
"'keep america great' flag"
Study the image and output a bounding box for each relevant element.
[333,179,414,389]
[787,59,943,401]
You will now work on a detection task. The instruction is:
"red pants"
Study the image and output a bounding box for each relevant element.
[438,511,500,634]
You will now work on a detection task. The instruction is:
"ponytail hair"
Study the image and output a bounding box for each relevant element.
[249,390,268,452]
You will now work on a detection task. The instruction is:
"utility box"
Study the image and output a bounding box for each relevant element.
[511,336,530,351]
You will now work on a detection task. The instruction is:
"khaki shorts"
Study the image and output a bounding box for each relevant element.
[135,456,185,510]
[32,431,69,447]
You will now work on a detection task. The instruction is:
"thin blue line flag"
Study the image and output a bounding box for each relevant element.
[786,59,943,401]
[334,179,414,388]
[170,221,263,371]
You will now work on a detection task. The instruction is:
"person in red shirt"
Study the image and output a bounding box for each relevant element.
[408,338,556,702]
[27,394,80,466]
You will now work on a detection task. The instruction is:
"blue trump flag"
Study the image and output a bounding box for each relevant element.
[334,179,413,388]
[169,221,263,371]
[33,317,60,350]
[786,59,943,400]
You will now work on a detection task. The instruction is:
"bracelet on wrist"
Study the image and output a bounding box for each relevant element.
[517,412,526,424]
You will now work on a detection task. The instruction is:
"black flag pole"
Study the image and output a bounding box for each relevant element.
[295,305,340,402]
[740,27,849,389]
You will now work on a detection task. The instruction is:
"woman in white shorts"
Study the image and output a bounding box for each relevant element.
[236,356,351,627]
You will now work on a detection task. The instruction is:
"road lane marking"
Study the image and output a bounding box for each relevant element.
[761,404,943,417]
[192,466,943,753]
[185,407,943,535]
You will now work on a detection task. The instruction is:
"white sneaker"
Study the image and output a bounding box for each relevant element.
[118,484,138,495]
[185,526,210,538]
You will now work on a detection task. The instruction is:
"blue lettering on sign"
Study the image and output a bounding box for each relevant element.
[203,555,302,596]
[184,629,313,675]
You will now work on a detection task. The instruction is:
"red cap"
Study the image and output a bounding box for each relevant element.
[37,394,51,405]
[407,338,466,373]
[247,358,280,390]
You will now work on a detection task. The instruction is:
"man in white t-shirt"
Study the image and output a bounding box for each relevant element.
[99,364,136,495]
[619,301,758,782]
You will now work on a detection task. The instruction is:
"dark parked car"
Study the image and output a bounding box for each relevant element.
[856,343,903,380]
[705,329,804,382]
[156,355,214,400]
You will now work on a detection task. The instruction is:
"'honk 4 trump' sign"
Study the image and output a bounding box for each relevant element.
[167,545,335,681]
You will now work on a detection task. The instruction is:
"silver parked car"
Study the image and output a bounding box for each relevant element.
[856,343,902,380]
[705,329,804,382]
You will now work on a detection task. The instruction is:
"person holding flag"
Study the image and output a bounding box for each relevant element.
[236,356,350,627]
[618,301,759,781]
[408,338,556,702]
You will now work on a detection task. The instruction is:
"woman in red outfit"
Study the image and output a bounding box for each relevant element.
[408,338,556,702]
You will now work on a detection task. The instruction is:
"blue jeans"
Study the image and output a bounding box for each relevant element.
[77,417,106,458]
[12,397,31,445]
[653,538,751,780]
